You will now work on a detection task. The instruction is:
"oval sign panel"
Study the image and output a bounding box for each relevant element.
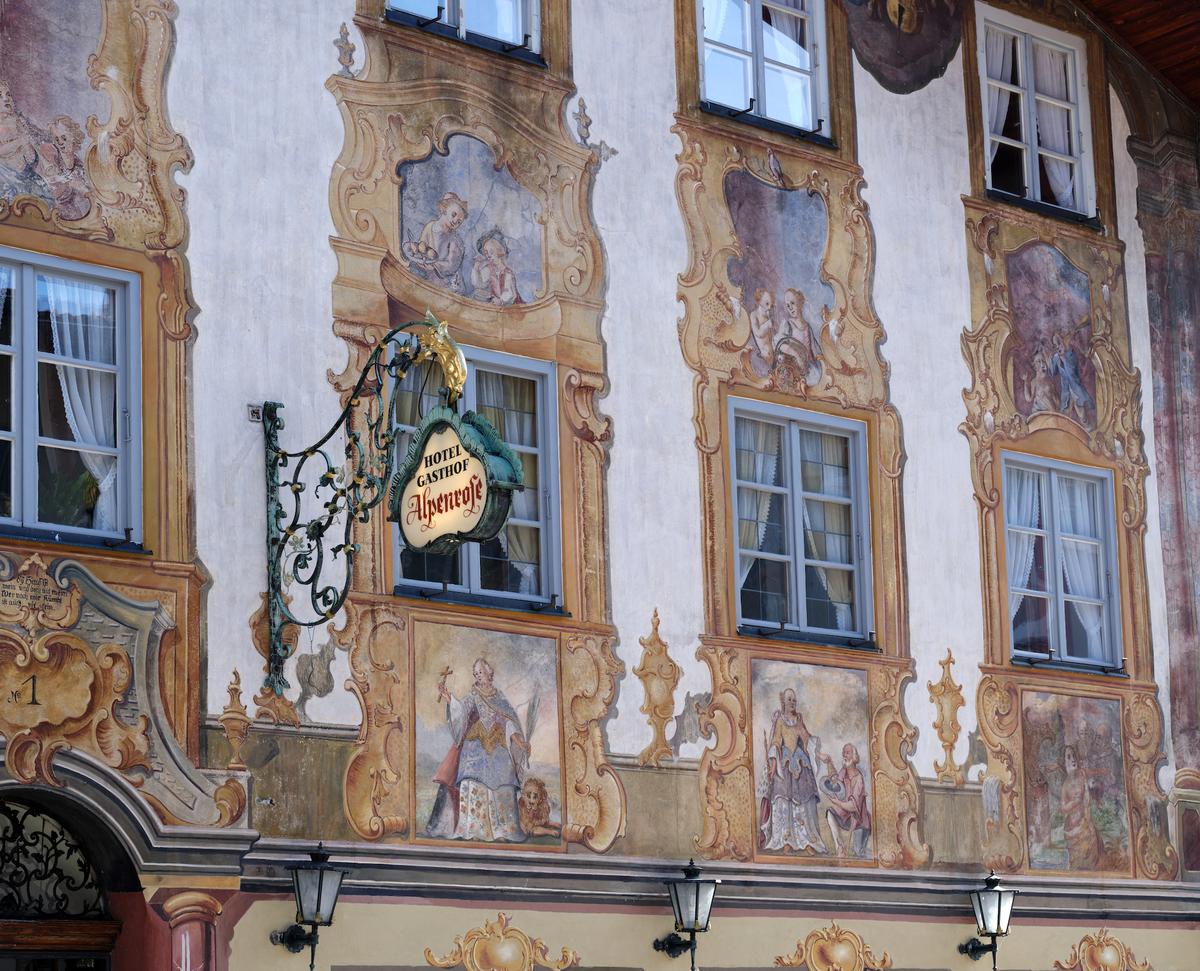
[389,406,524,556]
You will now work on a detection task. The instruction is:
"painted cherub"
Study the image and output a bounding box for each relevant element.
[35,116,89,219]
[747,289,781,377]
[778,287,824,385]
[403,190,469,293]
[470,227,522,306]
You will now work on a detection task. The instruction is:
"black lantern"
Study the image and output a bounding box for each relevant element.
[958,870,1017,969]
[653,860,719,971]
[270,844,348,970]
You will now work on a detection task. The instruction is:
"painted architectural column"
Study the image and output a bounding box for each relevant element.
[162,891,223,971]
[1128,130,1200,787]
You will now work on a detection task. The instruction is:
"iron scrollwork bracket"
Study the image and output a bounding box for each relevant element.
[261,312,466,696]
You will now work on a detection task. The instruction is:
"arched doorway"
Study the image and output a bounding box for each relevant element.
[0,799,124,970]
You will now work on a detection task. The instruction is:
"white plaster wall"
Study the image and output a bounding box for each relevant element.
[570,3,709,758]
[853,55,985,777]
[1110,87,1174,786]
[173,0,360,722]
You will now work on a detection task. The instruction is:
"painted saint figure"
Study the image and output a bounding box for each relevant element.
[1048,330,1094,423]
[760,688,827,853]
[404,190,469,293]
[819,743,871,857]
[1022,340,1057,415]
[471,227,522,305]
[426,657,531,842]
[0,80,43,199]
[1059,744,1102,870]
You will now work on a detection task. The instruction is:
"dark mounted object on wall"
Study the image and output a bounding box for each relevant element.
[958,870,1017,971]
[652,859,719,971]
[270,844,348,971]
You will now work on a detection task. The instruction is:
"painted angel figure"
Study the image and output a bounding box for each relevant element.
[425,657,531,842]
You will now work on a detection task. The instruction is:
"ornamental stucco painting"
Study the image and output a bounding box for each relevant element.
[1021,692,1129,872]
[413,623,562,846]
[0,0,104,219]
[751,658,872,861]
[399,133,544,306]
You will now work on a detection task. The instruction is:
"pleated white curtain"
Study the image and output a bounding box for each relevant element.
[1004,466,1041,622]
[1033,43,1077,208]
[985,26,1014,164]
[41,275,118,532]
[1055,476,1104,659]
[735,417,781,586]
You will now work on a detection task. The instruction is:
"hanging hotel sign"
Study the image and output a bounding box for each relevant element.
[389,405,524,556]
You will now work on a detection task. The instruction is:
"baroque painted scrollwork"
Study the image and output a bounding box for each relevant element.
[961,199,1175,879]
[633,609,681,767]
[425,913,579,971]
[774,922,892,971]
[1053,929,1152,971]
[928,648,966,785]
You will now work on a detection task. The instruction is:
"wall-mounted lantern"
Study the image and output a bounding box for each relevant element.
[652,859,719,971]
[269,843,348,970]
[958,870,1017,970]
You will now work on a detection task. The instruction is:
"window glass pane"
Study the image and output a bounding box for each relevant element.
[1060,537,1102,599]
[37,445,116,531]
[0,264,12,345]
[804,565,854,631]
[802,499,851,563]
[387,0,446,19]
[477,371,537,447]
[0,354,10,431]
[990,141,1026,196]
[703,44,752,110]
[995,88,1024,142]
[394,358,444,428]
[511,451,539,521]
[1004,466,1043,529]
[740,556,789,623]
[1055,474,1100,538]
[703,0,751,49]
[36,274,116,365]
[763,64,813,130]
[37,362,116,447]
[1063,599,1105,661]
[469,0,522,43]
[735,417,784,485]
[480,524,541,595]
[1037,154,1077,209]
[0,439,10,518]
[1007,530,1047,591]
[399,548,462,586]
[983,27,1020,85]
[799,429,848,496]
[761,9,809,70]
[738,486,787,555]
[1032,41,1072,100]
[1012,593,1051,654]
[1035,101,1074,155]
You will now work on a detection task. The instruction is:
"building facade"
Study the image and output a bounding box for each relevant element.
[0,0,1197,968]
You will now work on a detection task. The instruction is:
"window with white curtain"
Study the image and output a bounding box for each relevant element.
[976,3,1094,214]
[386,0,540,51]
[0,246,140,542]
[699,0,827,134]
[1003,454,1119,667]
[393,346,558,605]
[730,399,871,638]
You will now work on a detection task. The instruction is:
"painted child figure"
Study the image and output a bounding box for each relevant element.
[36,116,89,219]
[748,289,781,377]
[404,190,469,293]
[778,287,824,385]
[470,227,522,306]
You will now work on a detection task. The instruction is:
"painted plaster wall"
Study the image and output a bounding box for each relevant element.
[852,55,982,777]
[1110,87,1174,785]
[569,3,708,758]
[172,0,360,723]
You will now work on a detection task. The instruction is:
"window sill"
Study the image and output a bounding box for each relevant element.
[984,188,1104,231]
[738,624,878,653]
[698,101,836,152]
[393,583,569,617]
[0,524,150,556]
[1011,654,1128,678]
[383,8,547,68]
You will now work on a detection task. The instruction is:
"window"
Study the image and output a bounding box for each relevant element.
[387,0,540,52]
[393,347,558,605]
[1003,454,1119,668]
[699,0,828,134]
[976,3,1094,214]
[731,400,871,638]
[0,247,140,542]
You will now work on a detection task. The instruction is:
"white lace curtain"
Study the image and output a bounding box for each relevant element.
[1033,43,1077,209]
[41,274,118,533]
[1005,466,1041,623]
[735,417,781,587]
[984,26,1014,164]
[799,431,852,631]
[478,371,539,594]
[1056,475,1105,660]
